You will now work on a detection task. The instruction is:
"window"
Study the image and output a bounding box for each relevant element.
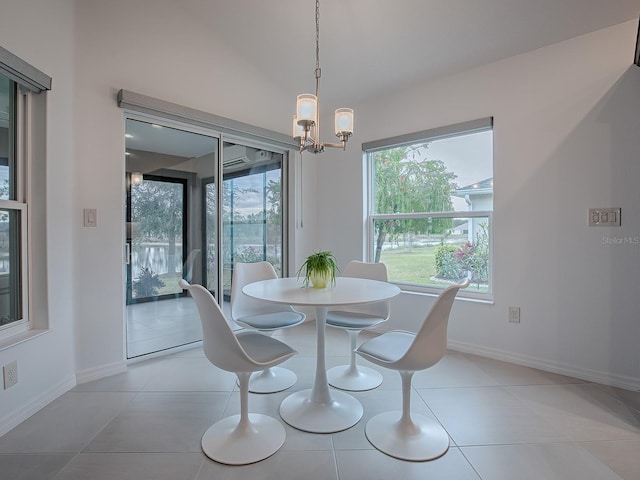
[365,118,493,299]
[0,47,51,339]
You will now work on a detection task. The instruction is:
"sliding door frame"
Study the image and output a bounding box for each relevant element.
[120,91,297,309]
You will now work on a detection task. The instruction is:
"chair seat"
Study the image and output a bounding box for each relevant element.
[235,311,304,331]
[356,330,415,364]
[236,331,297,364]
[326,311,386,330]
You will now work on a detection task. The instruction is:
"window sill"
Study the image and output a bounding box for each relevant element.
[397,286,494,305]
[0,329,50,352]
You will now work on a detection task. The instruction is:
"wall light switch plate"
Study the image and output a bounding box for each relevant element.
[83,208,97,227]
[588,208,621,226]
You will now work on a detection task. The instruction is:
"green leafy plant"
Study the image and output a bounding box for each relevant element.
[233,246,264,264]
[462,222,489,285]
[432,223,489,286]
[132,267,166,298]
[296,250,339,288]
[434,243,460,280]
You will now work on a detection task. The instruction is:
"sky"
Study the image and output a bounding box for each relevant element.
[426,130,493,188]
[221,129,494,217]
[423,130,493,210]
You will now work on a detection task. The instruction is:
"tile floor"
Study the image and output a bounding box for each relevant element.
[1,322,639,480]
[126,297,202,359]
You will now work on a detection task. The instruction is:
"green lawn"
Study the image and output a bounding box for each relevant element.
[380,245,488,291]
[380,245,439,285]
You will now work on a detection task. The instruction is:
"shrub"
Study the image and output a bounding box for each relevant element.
[434,244,460,280]
[132,267,166,298]
[234,246,264,264]
[455,223,489,284]
[434,222,489,285]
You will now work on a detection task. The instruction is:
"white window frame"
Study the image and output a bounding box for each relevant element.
[365,118,494,301]
[0,47,51,342]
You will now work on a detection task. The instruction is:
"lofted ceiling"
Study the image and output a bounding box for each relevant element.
[178,0,640,107]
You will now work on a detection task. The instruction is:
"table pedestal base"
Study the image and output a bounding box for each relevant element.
[279,389,363,433]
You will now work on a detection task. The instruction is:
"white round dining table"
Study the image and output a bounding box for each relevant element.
[243,276,401,433]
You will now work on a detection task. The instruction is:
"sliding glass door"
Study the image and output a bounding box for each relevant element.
[124,118,289,358]
[125,118,218,358]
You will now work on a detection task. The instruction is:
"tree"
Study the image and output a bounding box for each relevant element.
[373,145,457,263]
[131,179,183,275]
[0,179,9,223]
[266,177,281,228]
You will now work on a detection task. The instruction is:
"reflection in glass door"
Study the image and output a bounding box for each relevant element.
[221,142,283,300]
[125,118,218,358]
[127,176,186,303]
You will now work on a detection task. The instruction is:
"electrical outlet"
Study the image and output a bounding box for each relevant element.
[3,360,18,389]
[508,306,521,323]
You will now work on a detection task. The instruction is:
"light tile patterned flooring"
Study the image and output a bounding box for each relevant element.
[126,297,203,359]
[1,321,639,479]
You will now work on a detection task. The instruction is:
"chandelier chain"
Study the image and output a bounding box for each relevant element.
[315,0,321,80]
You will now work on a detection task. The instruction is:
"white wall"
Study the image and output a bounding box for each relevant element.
[316,21,640,389]
[0,0,76,434]
[72,0,309,377]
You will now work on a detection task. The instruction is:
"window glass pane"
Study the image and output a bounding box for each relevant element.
[265,168,283,276]
[222,151,283,297]
[372,130,493,214]
[0,74,14,201]
[374,216,490,293]
[369,123,493,295]
[205,181,217,291]
[130,178,185,300]
[0,73,23,329]
[0,209,22,326]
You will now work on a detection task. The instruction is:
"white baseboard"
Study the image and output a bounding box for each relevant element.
[371,323,639,391]
[447,339,640,392]
[0,375,76,437]
[76,361,127,385]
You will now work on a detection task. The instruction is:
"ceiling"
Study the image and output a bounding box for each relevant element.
[179,0,640,106]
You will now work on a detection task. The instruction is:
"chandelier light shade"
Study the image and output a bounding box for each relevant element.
[294,0,353,153]
[297,94,318,123]
[334,108,354,137]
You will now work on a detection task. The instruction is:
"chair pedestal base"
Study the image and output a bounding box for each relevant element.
[201,413,285,465]
[365,411,450,461]
[248,366,297,393]
[327,364,383,391]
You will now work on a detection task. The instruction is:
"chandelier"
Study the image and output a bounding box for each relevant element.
[293,0,354,153]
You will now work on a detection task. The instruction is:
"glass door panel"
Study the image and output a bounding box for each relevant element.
[129,176,186,301]
[222,142,283,299]
[125,118,218,358]
[204,181,217,292]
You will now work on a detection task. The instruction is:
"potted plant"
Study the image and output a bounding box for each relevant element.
[132,266,166,298]
[297,250,339,288]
